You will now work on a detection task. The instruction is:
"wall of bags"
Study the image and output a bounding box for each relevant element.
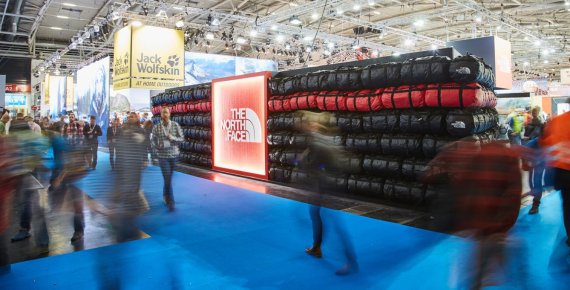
[267,55,499,207]
[151,84,212,168]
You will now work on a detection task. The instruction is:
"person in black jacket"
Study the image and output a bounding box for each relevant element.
[107,118,122,170]
[83,116,103,170]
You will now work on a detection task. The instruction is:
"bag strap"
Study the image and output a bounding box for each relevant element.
[335,92,340,111]
[408,86,414,108]
[459,83,465,109]
[367,91,373,111]
[352,92,358,111]
[437,84,442,107]
[390,88,396,109]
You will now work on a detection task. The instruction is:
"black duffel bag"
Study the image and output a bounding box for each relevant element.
[381,134,424,157]
[269,165,292,183]
[400,56,452,85]
[386,62,402,86]
[269,78,281,95]
[334,113,363,133]
[306,70,330,91]
[280,149,306,167]
[267,131,293,147]
[334,154,363,174]
[335,66,362,91]
[446,108,498,137]
[348,175,384,197]
[290,169,311,187]
[399,109,447,135]
[361,63,389,89]
[449,54,495,89]
[401,158,430,180]
[362,155,403,177]
[362,111,400,133]
[269,149,283,164]
[267,113,304,132]
[383,180,426,205]
[319,174,350,193]
[345,134,382,153]
[421,134,489,158]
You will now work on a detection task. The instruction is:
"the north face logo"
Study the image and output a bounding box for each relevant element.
[167,55,179,67]
[456,67,471,75]
[220,108,262,143]
[451,121,466,129]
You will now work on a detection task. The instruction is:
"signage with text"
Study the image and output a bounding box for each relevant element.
[112,25,184,90]
[5,84,31,93]
[212,72,271,179]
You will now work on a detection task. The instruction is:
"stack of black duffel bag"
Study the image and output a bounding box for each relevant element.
[151,84,213,168]
[267,54,498,208]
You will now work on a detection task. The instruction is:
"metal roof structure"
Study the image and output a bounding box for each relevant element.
[1,0,569,79]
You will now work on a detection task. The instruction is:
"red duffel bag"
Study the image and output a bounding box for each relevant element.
[316,91,348,111]
[346,89,384,112]
[425,83,497,108]
[381,85,426,109]
[152,106,161,115]
[197,101,211,112]
[268,95,292,112]
[290,91,318,110]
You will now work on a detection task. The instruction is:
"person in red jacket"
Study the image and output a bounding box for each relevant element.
[540,98,570,246]
[423,138,522,289]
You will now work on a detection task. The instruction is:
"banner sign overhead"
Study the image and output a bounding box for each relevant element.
[113,25,184,90]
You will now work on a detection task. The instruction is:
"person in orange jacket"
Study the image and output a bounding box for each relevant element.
[540,98,570,246]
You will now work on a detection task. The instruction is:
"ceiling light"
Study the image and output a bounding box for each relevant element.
[39,67,45,72]
[236,36,247,44]
[544,60,549,64]
[324,50,331,56]
[175,20,184,28]
[523,61,529,66]
[496,25,502,31]
[368,1,375,6]
[250,29,258,37]
[50,27,63,30]
[353,4,361,11]
[337,9,344,15]
[62,3,77,7]
[77,37,84,44]
[276,35,285,42]
[404,39,414,46]
[475,16,482,23]
[373,11,381,15]
[70,43,77,49]
[289,15,302,25]
[211,18,220,26]
[431,44,438,50]
[271,25,278,31]
[289,2,299,7]
[534,39,541,46]
[566,1,570,6]
[311,13,320,20]
[285,44,291,50]
[303,35,313,42]
[524,36,529,41]
[54,69,60,76]
[306,47,312,52]
[57,15,69,19]
[542,50,550,56]
[327,42,335,49]
[414,20,425,27]
[205,32,214,40]
[393,52,401,57]
[550,48,556,53]
[131,20,142,27]
[93,25,100,32]
[156,9,167,18]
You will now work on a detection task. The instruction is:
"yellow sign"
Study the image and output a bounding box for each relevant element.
[131,26,184,82]
[131,79,184,90]
[112,25,184,90]
[66,76,74,109]
[113,78,131,91]
[43,75,50,105]
[113,26,132,88]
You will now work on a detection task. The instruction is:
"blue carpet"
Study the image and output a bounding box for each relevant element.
[1,152,569,289]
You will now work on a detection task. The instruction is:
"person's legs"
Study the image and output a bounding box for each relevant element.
[159,158,175,210]
[69,185,84,242]
[0,232,9,275]
[554,169,570,244]
[91,143,98,169]
[306,205,323,258]
[109,143,116,169]
[12,180,32,242]
[529,165,545,214]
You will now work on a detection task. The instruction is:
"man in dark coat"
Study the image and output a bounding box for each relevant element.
[83,116,103,169]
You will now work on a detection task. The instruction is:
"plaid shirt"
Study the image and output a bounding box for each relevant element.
[151,120,184,159]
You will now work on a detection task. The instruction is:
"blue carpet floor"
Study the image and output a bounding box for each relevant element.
[1,152,569,289]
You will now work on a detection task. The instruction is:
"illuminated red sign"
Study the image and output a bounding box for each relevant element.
[212,72,271,179]
[5,83,31,93]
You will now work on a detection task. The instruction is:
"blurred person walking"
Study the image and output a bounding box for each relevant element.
[524,107,547,214]
[507,109,526,146]
[0,113,9,135]
[107,118,122,170]
[423,139,522,289]
[0,134,18,275]
[142,120,153,161]
[540,98,570,247]
[299,111,358,276]
[83,115,102,170]
[151,108,183,211]
[25,116,42,135]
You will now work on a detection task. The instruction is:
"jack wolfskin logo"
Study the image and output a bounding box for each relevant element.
[167,55,179,67]
[451,121,466,129]
[456,67,471,75]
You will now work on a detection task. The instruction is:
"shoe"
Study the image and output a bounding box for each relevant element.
[164,196,175,212]
[305,246,322,258]
[71,231,84,243]
[529,205,539,215]
[11,229,31,242]
[335,262,359,276]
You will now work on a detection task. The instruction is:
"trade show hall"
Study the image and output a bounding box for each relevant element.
[1,1,570,289]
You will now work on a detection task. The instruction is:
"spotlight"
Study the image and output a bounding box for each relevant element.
[205,32,214,40]
[285,44,291,50]
[353,4,361,11]
[431,44,437,50]
[413,20,425,27]
[93,25,100,32]
[131,20,142,27]
[271,25,278,30]
[276,35,285,42]
[176,20,184,28]
[250,29,258,37]
[236,36,247,44]
[289,15,302,26]
[311,13,319,20]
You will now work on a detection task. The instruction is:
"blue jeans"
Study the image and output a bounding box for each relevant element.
[159,158,176,201]
[529,164,545,206]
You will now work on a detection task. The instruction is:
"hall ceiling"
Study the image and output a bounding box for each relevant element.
[1,0,569,80]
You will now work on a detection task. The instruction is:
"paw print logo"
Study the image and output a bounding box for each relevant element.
[167,55,179,67]
[123,52,129,65]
